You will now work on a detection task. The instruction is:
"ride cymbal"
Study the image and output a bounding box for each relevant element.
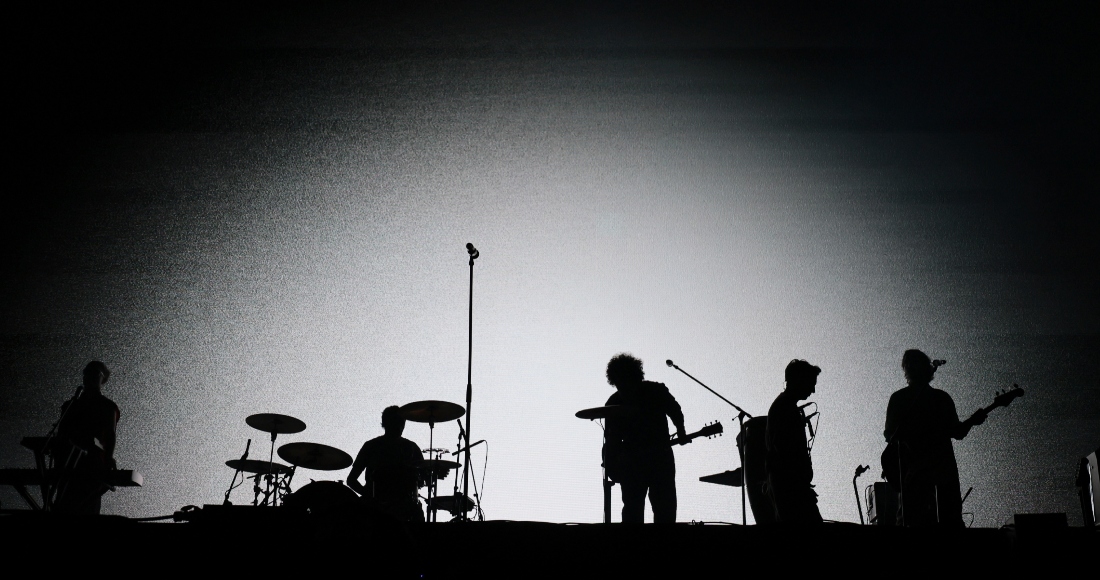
[246,413,307,435]
[399,400,465,423]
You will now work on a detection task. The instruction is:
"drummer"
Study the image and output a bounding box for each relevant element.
[348,406,425,522]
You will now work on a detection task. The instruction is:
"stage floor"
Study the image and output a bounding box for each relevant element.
[1,508,1094,577]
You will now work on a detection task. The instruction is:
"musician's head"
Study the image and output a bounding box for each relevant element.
[784,359,820,399]
[82,361,110,391]
[381,405,406,435]
[902,349,934,385]
[606,353,644,389]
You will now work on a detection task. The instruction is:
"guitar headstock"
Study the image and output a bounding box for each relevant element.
[701,421,723,438]
[992,384,1025,408]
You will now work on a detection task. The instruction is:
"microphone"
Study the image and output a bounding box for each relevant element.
[932,359,947,369]
[804,411,819,438]
[466,243,479,260]
[241,439,251,461]
[457,418,466,439]
[666,360,674,367]
[855,464,870,477]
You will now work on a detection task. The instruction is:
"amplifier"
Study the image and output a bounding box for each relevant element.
[866,481,898,526]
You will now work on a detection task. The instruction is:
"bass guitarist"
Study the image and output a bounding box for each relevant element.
[602,353,688,523]
[883,350,986,528]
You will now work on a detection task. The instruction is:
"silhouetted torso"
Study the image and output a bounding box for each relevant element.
[884,384,966,527]
[765,390,820,523]
[603,380,684,523]
[352,434,424,521]
[55,391,120,513]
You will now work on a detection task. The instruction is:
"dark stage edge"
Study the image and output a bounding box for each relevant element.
[1,509,1095,577]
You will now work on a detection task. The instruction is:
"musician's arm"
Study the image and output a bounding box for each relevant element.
[661,385,688,443]
[883,393,900,443]
[347,447,368,496]
[102,409,118,469]
[950,396,986,439]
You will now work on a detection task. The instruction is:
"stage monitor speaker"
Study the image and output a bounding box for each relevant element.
[867,481,898,526]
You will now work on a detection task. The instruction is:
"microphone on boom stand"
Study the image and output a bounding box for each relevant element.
[466,243,479,260]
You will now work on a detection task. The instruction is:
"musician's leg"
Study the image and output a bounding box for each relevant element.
[648,470,677,524]
[620,480,647,523]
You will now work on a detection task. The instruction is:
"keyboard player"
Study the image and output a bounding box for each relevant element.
[53,361,121,514]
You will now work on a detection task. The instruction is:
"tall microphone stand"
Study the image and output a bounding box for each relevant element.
[461,243,479,521]
[666,360,753,525]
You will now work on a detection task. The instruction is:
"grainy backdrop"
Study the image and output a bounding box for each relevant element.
[3,1,1097,526]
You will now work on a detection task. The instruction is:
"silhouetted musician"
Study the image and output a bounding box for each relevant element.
[348,406,425,522]
[53,361,121,514]
[602,353,688,524]
[883,350,985,527]
[764,359,823,524]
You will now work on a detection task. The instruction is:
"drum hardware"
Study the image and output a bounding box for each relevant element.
[428,493,476,517]
[245,413,307,507]
[575,405,629,524]
[223,438,252,505]
[400,400,465,523]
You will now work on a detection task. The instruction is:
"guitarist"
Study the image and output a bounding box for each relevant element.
[602,353,688,523]
[883,350,986,528]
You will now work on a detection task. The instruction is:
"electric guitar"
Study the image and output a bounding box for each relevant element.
[881,385,1024,488]
[604,421,723,483]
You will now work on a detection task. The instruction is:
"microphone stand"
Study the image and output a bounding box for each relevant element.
[853,465,869,524]
[666,360,753,525]
[461,243,479,522]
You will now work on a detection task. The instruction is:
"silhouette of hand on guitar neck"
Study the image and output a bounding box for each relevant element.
[604,422,724,483]
[881,385,1024,488]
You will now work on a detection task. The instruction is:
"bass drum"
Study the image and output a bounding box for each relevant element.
[283,480,359,513]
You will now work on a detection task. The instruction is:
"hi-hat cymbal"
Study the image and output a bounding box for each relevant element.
[575,405,635,420]
[246,413,307,435]
[416,459,461,471]
[278,442,353,471]
[225,459,292,475]
[399,401,465,424]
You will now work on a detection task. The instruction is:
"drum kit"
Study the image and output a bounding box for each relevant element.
[221,401,478,520]
[223,413,352,507]
[397,400,477,521]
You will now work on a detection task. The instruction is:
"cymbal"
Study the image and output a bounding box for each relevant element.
[428,493,476,513]
[225,459,292,475]
[399,400,465,424]
[575,405,635,420]
[246,413,306,435]
[277,442,353,471]
[417,459,460,471]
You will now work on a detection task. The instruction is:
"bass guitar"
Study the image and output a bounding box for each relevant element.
[881,385,1024,488]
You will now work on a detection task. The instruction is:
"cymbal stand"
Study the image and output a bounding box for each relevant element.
[251,474,263,506]
[427,419,438,522]
[223,438,251,505]
[265,431,279,506]
[666,360,753,525]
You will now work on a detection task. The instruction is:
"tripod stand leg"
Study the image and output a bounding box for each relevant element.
[603,475,612,523]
